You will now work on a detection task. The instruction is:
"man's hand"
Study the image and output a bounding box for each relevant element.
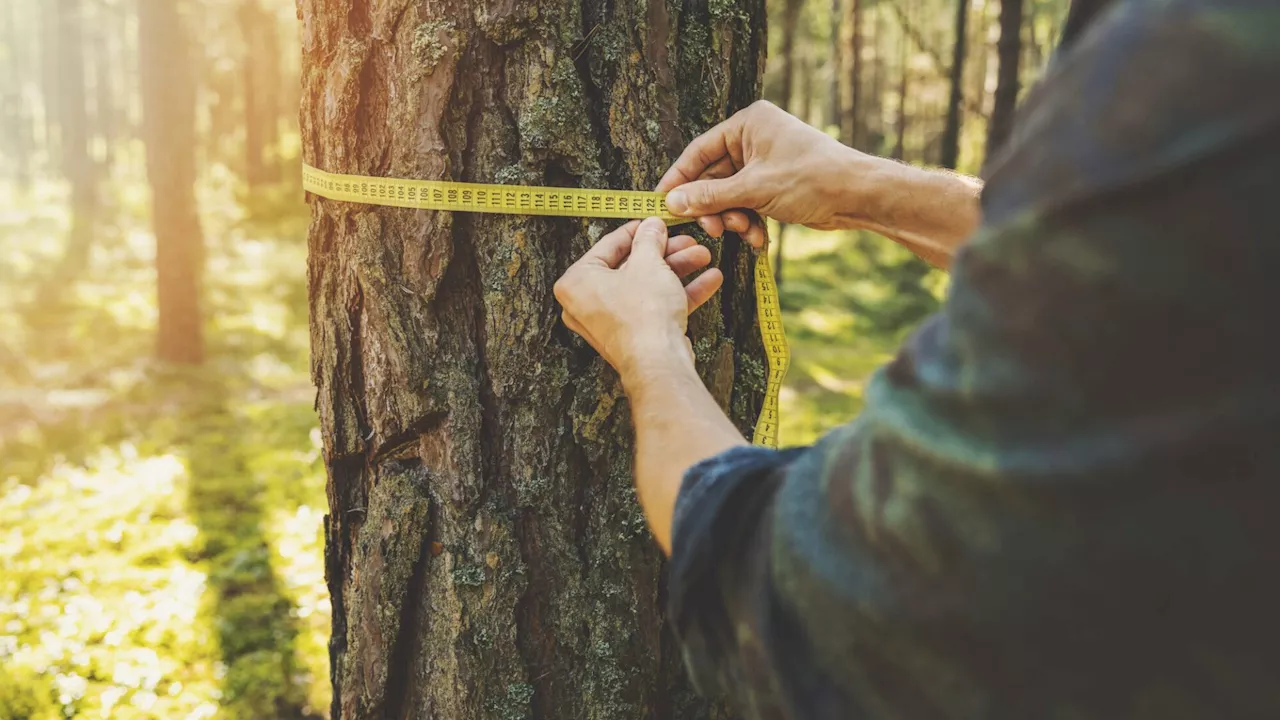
[656,100,884,246]
[555,217,723,384]
[657,100,983,267]
[556,217,745,555]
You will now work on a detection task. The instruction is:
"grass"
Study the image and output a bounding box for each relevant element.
[773,221,943,446]
[0,168,329,720]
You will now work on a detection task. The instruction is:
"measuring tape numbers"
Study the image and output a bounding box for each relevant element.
[303,163,789,448]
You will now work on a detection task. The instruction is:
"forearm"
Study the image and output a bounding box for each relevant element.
[623,341,748,555]
[835,152,984,268]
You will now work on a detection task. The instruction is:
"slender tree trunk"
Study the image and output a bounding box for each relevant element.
[139,0,204,365]
[90,2,116,176]
[968,0,992,119]
[868,5,885,149]
[2,0,32,187]
[55,0,96,277]
[893,29,909,161]
[259,7,283,182]
[239,0,268,187]
[800,46,814,126]
[987,0,1024,157]
[298,1,767,718]
[776,0,804,287]
[779,0,803,114]
[939,0,968,169]
[845,0,864,147]
[830,0,842,129]
[39,0,61,172]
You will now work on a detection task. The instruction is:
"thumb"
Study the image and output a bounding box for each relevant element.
[630,216,669,262]
[665,170,760,217]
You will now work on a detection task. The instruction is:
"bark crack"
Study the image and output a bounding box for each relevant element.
[382,531,429,720]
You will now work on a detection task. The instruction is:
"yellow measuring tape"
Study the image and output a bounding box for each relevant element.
[302,164,789,448]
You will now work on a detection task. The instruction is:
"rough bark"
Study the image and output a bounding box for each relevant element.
[298,1,767,718]
[139,0,205,364]
[986,0,1023,157]
[939,0,968,169]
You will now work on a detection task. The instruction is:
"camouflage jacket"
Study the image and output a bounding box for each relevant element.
[667,0,1280,717]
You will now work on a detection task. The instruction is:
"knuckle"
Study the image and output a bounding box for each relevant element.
[553,278,572,303]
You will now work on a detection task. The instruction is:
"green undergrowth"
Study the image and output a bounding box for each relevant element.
[772,223,945,446]
[1,169,329,719]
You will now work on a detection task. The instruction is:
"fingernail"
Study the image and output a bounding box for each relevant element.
[640,216,667,233]
[666,190,689,215]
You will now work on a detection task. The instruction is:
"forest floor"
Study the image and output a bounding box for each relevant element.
[0,171,930,719]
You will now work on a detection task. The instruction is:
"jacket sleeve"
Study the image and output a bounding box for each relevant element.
[665,1,1280,717]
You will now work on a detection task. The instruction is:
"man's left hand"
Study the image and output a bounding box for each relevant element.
[554,217,724,383]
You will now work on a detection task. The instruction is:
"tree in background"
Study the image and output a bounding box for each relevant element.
[239,0,284,187]
[939,0,969,169]
[775,0,806,285]
[298,0,769,717]
[829,0,842,128]
[54,0,97,279]
[139,0,205,364]
[987,0,1025,156]
[843,0,866,147]
[1,2,34,189]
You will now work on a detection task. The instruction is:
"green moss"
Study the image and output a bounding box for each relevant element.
[451,564,486,587]
[488,682,535,720]
[514,58,601,177]
[494,164,527,186]
[474,2,540,45]
[412,20,458,73]
[709,0,749,24]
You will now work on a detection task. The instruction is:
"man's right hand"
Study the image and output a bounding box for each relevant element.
[657,100,983,267]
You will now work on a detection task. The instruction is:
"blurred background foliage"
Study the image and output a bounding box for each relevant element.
[0,0,1067,716]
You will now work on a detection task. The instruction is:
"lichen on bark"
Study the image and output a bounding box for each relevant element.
[298,1,767,717]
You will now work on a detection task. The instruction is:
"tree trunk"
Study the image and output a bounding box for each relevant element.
[968,0,992,120]
[986,0,1023,157]
[845,0,864,147]
[779,0,804,113]
[55,0,96,277]
[259,7,284,182]
[297,1,767,718]
[939,0,968,169]
[830,0,842,129]
[240,0,268,187]
[775,0,804,286]
[90,1,116,175]
[39,0,61,171]
[139,0,205,365]
[893,18,909,161]
[1,0,33,187]
[867,4,886,150]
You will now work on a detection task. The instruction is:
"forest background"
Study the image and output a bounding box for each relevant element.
[0,0,1068,716]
